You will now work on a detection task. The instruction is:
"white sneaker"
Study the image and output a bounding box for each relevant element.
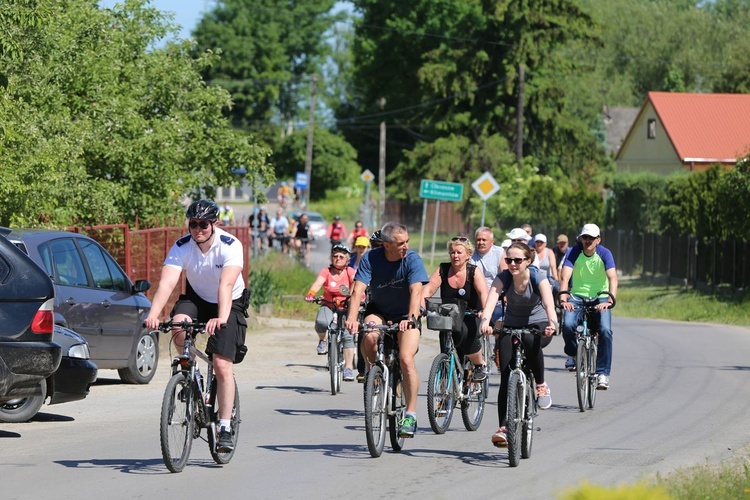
[536,383,552,409]
[596,374,609,390]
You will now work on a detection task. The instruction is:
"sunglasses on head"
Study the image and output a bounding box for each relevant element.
[451,236,469,243]
[189,220,211,230]
[504,257,526,265]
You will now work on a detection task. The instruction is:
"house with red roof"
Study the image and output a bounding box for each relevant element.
[615,92,750,175]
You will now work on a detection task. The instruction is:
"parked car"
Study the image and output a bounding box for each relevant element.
[0,228,61,402]
[7,229,157,384]
[289,211,327,240]
[0,325,97,423]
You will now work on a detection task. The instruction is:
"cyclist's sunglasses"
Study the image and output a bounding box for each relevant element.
[504,257,526,265]
[451,236,469,243]
[189,220,212,230]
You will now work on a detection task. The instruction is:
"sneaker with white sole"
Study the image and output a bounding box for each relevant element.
[565,356,575,371]
[399,415,417,438]
[536,382,552,409]
[491,427,507,448]
[316,340,327,355]
[343,368,355,381]
[596,374,609,390]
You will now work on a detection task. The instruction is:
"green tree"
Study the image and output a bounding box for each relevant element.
[193,0,341,137]
[271,128,360,200]
[0,0,271,228]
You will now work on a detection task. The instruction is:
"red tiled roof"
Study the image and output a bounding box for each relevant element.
[649,92,750,163]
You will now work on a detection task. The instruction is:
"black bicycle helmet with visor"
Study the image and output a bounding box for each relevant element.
[370,230,383,247]
[186,200,220,221]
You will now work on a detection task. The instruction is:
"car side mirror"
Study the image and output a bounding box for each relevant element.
[134,280,151,294]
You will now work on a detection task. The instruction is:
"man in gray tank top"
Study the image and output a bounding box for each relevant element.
[470,227,504,323]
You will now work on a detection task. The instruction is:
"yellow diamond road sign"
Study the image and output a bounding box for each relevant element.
[472,172,500,201]
[360,169,375,182]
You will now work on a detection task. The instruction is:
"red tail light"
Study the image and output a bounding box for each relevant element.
[31,298,54,334]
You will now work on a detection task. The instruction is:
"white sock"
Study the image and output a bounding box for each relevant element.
[219,419,231,431]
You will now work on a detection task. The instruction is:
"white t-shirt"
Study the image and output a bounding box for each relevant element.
[164,227,245,302]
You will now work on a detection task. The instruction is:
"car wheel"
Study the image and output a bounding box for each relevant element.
[0,379,46,423]
[118,330,159,384]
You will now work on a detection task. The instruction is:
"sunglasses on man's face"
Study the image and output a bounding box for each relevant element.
[189,220,211,230]
[451,236,469,243]
[504,257,526,265]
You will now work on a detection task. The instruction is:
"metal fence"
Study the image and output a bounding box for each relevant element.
[601,229,749,291]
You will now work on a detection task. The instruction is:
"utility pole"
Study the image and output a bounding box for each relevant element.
[516,64,525,169]
[378,97,386,227]
[304,74,318,205]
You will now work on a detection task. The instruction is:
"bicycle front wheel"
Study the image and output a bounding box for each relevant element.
[427,353,454,434]
[506,371,523,467]
[208,377,240,465]
[364,365,387,457]
[160,372,194,473]
[328,330,340,395]
[461,366,487,432]
[388,370,405,451]
[576,340,588,412]
[587,340,598,409]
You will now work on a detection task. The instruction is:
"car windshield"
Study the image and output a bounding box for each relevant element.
[306,214,324,222]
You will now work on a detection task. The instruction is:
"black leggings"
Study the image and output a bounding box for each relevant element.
[495,322,552,427]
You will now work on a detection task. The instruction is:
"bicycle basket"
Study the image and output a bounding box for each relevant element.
[425,298,466,333]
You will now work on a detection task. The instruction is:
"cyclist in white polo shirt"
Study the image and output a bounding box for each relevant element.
[145,199,249,453]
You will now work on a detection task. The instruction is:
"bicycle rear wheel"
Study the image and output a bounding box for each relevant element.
[388,371,405,451]
[160,372,194,473]
[461,365,487,431]
[521,372,535,459]
[328,330,340,395]
[575,340,588,412]
[506,371,523,467]
[481,335,493,375]
[587,340,598,409]
[427,353,454,434]
[208,377,241,464]
[364,366,387,457]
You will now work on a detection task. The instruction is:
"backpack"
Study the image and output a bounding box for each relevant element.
[497,265,541,297]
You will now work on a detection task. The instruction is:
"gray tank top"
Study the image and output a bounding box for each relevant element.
[503,278,548,327]
[537,249,551,275]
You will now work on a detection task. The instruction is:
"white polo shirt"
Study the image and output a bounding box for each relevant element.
[164,227,245,303]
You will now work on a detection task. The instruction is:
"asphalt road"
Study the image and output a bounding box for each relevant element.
[2,317,749,499]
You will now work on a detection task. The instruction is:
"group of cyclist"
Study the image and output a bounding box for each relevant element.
[145,197,618,456]
[305,217,618,448]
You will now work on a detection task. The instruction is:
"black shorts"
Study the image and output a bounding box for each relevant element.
[172,292,247,362]
[363,302,409,325]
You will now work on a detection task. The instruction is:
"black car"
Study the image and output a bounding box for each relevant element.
[0,325,97,422]
[7,229,157,384]
[0,228,61,402]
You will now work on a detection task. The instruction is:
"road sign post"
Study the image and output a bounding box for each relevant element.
[418,179,464,265]
[471,172,500,227]
[360,169,376,230]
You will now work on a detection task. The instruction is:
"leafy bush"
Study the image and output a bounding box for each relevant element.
[249,268,277,312]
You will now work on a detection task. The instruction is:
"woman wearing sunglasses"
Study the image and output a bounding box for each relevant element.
[421,236,490,381]
[480,242,557,448]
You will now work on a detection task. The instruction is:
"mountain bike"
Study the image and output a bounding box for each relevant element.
[155,320,240,473]
[362,321,410,458]
[494,326,540,467]
[425,307,487,434]
[311,296,350,395]
[560,291,616,412]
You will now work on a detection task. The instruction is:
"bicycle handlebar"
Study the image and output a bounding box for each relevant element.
[493,326,543,336]
[558,290,616,309]
[311,296,350,309]
[364,321,416,332]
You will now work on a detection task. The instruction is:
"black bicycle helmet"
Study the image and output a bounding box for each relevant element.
[370,230,382,245]
[186,200,219,221]
[331,243,351,254]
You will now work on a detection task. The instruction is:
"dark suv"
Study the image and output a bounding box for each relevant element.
[7,229,157,384]
[0,228,62,402]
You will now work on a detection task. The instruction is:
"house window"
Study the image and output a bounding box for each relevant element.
[647,119,656,139]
